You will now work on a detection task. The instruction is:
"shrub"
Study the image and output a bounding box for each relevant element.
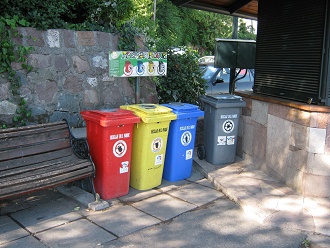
[155,48,205,104]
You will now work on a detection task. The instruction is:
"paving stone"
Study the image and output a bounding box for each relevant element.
[132,194,196,221]
[264,211,316,233]
[194,178,217,188]
[0,235,47,248]
[10,198,82,233]
[0,189,64,215]
[167,183,224,207]
[87,205,160,237]
[36,219,116,248]
[0,216,30,245]
[155,179,190,192]
[118,187,160,203]
[185,166,205,182]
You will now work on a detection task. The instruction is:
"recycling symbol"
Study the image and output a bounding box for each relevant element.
[151,137,163,153]
[113,140,127,158]
[223,120,234,133]
[181,131,192,146]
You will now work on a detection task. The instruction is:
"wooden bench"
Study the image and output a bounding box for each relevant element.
[0,120,96,200]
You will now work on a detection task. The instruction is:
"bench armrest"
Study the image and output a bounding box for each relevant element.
[71,137,90,159]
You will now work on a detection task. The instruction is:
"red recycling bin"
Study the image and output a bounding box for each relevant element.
[80,109,140,200]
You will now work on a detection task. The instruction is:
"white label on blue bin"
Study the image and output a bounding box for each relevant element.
[181,131,192,146]
[217,136,226,145]
[151,137,163,153]
[227,136,235,145]
[120,161,129,174]
[179,125,195,131]
[186,149,193,160]
[222,120,234,133]
[113,140,127,157]
[155,154,163,166]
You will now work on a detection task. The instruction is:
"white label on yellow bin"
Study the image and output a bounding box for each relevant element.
[155,154,163,167]
[217,136,226,146]
[181,131,192,146]
[227,136,235,145]
[113,140,127,157]
[186,149,193,160]
[151,137,163,153]
[120,161,129,174]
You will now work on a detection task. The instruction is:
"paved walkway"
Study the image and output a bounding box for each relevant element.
[1,156,329,247]
[0,126,329,247]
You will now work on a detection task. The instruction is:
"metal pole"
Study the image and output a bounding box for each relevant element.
[230,16,239,94]
[153,0,157,23]
[135,77,140,103]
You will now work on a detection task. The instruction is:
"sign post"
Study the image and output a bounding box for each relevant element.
[109,51,167,103]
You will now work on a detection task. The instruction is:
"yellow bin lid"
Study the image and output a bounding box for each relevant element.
[120,104,176,123]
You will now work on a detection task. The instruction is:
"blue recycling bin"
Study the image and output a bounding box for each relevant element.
[161,103,204,182]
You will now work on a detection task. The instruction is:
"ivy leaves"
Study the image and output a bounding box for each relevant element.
[0,15,33,127]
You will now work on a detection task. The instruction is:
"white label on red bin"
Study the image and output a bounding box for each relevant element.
[113,140,127,157]
[120,161,129,174]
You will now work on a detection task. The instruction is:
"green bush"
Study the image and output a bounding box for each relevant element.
[0,0,134,31]
[155,48,205,104]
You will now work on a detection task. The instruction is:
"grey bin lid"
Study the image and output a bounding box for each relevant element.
[200,94,246,108]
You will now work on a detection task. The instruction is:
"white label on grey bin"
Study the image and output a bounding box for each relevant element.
[217,136,226,145]
[222,120,234,133]
[221,114,238,119]
[113,140,127,157]
[227,136,235,145]
[181,131,192,146]
[217,135,235,145]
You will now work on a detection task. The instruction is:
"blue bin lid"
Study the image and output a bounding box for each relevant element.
[162,102,204,119]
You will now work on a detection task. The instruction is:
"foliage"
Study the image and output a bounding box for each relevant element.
[0,0,134,31]
[0,0,257,124]
[155,48,205,104]
[0,15,33,127]
[238,19,257,40]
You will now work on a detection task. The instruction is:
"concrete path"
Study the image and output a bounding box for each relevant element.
[0,163,328,248]
[0,126,328,247]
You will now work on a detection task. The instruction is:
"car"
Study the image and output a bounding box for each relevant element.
[199,57,254,95]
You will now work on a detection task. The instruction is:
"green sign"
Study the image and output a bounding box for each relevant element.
[109,51,167,77]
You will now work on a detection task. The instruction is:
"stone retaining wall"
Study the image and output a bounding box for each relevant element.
[239,97,330,198]
[0,28,158,127]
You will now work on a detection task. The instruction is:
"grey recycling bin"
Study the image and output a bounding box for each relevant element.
[198,94,246,165]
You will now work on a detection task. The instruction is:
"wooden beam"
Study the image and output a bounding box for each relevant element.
[228,0,253,14]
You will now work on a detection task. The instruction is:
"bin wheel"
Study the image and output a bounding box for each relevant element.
[197,145,205,160]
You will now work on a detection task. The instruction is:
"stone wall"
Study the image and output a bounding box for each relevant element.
[238,96,330,198]
[0,28,158,127]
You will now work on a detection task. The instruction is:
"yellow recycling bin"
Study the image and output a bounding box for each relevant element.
[120,104,176,190]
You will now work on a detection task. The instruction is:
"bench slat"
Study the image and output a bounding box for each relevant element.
[0,139,71,162]
[0,160,93,187]
[0,167,93,199]
[0,128,70,151]
[0,121,68,139]
[0,149,73,173]
[0,153,75,178]
[0,120,95,201]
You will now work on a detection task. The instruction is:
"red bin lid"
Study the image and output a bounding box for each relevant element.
[80,109,140,127]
